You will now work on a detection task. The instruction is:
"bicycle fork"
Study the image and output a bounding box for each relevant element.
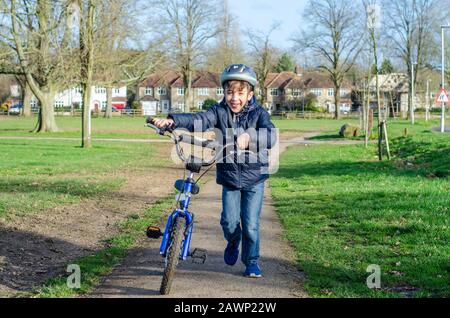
[159,210,194,260]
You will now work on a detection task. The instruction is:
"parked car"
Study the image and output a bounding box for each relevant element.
[121,107,134,115]
[8,105,22,115]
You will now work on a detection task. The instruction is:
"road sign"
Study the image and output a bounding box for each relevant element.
[435,88,450,104]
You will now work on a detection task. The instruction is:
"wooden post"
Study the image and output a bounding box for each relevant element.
[383,121,391,160]
[378,122,383,161]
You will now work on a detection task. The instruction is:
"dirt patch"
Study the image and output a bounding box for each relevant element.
[0,145,184,297]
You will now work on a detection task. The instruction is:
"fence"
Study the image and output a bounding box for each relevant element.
[1,108,449,119]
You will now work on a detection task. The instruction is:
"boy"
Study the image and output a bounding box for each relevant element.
[153,64,277,278]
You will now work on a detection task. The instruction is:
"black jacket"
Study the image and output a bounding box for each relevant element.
[168,97,277,189]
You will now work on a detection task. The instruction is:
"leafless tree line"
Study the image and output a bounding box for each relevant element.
[1,0,449,140]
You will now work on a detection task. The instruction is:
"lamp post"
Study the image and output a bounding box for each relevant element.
[440,25,450,133]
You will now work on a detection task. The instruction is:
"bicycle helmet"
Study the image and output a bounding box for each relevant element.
[220,64,257,89]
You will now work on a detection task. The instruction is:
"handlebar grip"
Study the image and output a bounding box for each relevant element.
[179,134,218,150]
[145,116,174,134]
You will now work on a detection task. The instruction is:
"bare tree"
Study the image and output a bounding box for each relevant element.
[246,22,281,108]
[148,0,221,112]
[77,0,95,148]
[93,0,165,118]
[1,0,79,132]
[293,0,364,119]
[382,0,444,121]
[204,0,245,72]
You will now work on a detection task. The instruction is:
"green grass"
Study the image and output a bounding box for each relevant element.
[1,116,357,136]
[30,196,175,298]
[0,116,164,139]
[273,118,360,134]
[0,139,167,220]
[270,122,449,297]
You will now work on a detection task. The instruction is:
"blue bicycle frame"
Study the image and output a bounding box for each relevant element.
[159,171,196,261]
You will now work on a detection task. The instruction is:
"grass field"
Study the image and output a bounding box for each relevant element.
[0,138,167,220]
[270,120,449,297]
[1,115,449,297]
[0,116,165,139]
[0,115,361,139]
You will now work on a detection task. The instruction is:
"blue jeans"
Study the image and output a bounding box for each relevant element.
[220,182,265,266]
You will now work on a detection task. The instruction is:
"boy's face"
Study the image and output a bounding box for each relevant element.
[225,81,254,113]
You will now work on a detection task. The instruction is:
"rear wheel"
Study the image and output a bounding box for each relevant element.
[160,217,185,295]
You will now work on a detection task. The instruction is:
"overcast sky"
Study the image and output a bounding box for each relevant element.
[227,0,308,51]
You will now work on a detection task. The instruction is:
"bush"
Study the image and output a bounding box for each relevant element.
[202,98,218,110]
[131,101,140,110]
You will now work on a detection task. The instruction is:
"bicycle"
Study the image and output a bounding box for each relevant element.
[144,117,257,295]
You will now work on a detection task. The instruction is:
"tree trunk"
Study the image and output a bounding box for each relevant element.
[334,84,341,119]
[183,69,192,113]
[22,81,32,117]
[80,0,95,148]
[104,86,113,118]
[33,88,57,132]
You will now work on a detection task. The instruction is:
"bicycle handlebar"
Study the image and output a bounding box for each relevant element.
[145,116,257,168]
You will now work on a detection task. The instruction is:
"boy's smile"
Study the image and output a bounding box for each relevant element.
[225,84,254,113]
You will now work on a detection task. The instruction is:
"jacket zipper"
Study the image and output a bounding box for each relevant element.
[233,113,243,188]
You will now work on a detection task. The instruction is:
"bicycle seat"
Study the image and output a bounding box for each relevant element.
[174,179,200,195]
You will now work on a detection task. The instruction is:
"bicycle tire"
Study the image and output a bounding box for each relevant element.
[160,216,185,295]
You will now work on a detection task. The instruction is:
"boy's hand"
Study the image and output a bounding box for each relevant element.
[153,118,174,129]
[237,133,251,150]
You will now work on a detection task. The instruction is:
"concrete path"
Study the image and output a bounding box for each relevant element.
[88,178,306,298]
[88,135,313,298]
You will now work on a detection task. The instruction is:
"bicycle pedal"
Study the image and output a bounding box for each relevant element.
[189,248,207,264]
[146,226,162,239]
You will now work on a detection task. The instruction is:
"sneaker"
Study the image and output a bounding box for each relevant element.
[244,263,262,278]
[224,242,239,266]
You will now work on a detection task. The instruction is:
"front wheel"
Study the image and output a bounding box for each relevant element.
[160,216,185,295]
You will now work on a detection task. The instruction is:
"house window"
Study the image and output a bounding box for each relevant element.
[144,87,153,95]
[54,100,64,108]
[74,87,82,94]
[327,89,334,97]
[216,87,223,95]
[158,87,167,95]
[311,89,322,96]
[197,88,209,96]
[30,100,38,108]
[114,88,121,94]
[340,89,348,97]
[102,101,107,109]
[95,86,106,94]
[292,89,302,97]
[177,87,185,96]
[198,101,204,109]
[177,102,185,110]
[270,88,278,96]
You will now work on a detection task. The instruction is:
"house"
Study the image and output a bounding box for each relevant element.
[8,83,127,111]
[366,73,437,117]
[54,85,127,111]
[137,70,224,115]
[138,68,355,114]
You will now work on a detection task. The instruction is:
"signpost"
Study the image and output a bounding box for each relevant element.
[435,88,450,104]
